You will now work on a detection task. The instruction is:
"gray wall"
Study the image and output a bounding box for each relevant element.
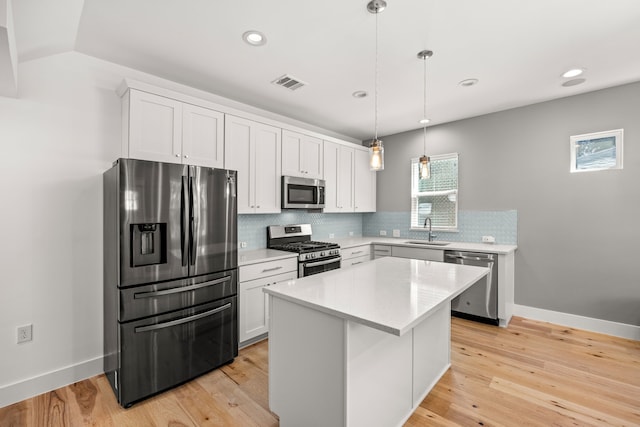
[377,82,640,326]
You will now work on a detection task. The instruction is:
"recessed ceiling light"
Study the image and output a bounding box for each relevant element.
[562,78,586,87]
[242,30,267,46]
[419,118,430,124]
[352,91,368,98]
[458,78,478,87]
[562,68,584,78]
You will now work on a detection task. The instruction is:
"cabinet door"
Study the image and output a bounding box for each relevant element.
[354,149,376,212]
[239,276,270,343]
[300,135,323,179]
[322,141,340,212]
[337,144,355,211]
[224,115,254,213]
[254,123,282,213]
[239,271,297,344]
[282,130,322,178]
[128,90,182,164]
[182,103,224,168]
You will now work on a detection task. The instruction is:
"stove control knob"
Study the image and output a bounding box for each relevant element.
[321,251,325,257]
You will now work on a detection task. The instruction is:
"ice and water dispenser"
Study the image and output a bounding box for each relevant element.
[130,223,167,267]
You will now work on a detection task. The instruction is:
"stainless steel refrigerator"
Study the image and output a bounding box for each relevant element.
[103,158,238,408]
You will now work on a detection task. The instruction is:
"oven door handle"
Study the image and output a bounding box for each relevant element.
[133,276,232,299]
[305,257,341,268]
[134,302,232,333]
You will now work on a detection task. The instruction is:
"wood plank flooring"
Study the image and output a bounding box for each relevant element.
[1,316,638,427]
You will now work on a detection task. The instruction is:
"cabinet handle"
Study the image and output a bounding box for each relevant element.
[262,266,283,273]
[351,250,363,255]
[184,155,189,158]
[175,154,180,157]
[257,205,260,208]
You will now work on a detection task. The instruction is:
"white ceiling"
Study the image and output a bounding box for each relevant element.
[9,0,640,140]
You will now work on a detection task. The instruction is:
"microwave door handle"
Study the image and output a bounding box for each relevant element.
[181,176,189,267]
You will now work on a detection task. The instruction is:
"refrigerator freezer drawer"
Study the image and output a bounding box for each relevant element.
[115,295,238,407]
[119,270,237,322]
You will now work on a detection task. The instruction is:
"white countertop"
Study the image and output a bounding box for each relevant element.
[238,248,297,267]
[333,236,517,254]
[263,257,489,336]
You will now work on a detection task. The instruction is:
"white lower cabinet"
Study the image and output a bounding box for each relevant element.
[391,246,444,262]
[373,245,392,259]
[341,244,372,268]
[238,257,297,346]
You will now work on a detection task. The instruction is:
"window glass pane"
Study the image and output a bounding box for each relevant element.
[575,136,616,170]
[416,194,457,227]
[416,157,458,192]
[411,153,458,230]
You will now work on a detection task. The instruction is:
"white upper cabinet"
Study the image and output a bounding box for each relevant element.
[323,141,354,212]
[354,148,377,212]
[181,103,224,168]
[323,141,375,213]
[282,130,323,179]
[224,114,281,214]
[123,89,224,168]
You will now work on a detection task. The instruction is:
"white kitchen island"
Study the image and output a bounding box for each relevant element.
[263,257,489,427]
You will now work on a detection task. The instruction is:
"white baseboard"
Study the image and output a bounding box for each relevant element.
[513,304,640,341]
[0,356,103,409]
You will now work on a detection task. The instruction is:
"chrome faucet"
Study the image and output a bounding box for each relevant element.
[423,217,437,242]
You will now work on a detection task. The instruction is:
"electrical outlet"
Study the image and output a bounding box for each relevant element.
[349,231,354,237]
[482,235,496,243]
[329,233,335,238]
[240,242,247,248]
[392,229,400,237]
[379,230,387,236]
[17,324,32,343]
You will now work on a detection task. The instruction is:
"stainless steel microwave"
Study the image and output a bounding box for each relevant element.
[281,176,325,209]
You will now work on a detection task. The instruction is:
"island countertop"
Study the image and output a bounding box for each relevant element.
[263,257,489,336]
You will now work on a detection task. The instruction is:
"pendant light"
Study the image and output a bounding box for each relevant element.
[368,0,386,171]
[417,49,433,179]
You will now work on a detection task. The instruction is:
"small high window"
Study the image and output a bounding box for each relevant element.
[410,153,459,230]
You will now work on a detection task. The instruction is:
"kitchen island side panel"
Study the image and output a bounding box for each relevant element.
[412,302,451,408]
[346,321,413,427]
[268,296,346,427]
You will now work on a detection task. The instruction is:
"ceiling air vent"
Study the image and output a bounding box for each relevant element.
[272,74,307,91]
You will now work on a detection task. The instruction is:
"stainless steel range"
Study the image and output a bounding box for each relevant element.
[267,224,341,277]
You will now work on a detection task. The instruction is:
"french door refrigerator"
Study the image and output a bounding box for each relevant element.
[103,158,238,408]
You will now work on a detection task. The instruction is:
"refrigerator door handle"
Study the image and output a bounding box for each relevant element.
[133,275,232,299]
[189,175,197,266]
[181,176,189,267]
[134,303,232,333]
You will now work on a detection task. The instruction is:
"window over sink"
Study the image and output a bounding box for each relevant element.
[410,153,458,231]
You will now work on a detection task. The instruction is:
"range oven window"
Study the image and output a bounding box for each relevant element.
[301,256,341,277]
[288,184,317,205]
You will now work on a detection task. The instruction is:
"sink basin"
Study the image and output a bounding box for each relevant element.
[404,240,450,246]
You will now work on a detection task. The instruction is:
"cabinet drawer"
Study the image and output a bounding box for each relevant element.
[342,255,371,268]
[240,257,297,282]
[341,245,371,261]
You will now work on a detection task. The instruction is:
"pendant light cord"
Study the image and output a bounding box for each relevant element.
[374,9,379,141]
[423,53,427,153]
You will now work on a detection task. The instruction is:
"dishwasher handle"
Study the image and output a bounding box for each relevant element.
[445,252,496,262]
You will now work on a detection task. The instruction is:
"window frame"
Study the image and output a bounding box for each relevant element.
[410,153,459,232]
[569,129,623,173]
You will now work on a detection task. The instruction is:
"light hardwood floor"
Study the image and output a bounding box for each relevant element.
[1,316,639,426]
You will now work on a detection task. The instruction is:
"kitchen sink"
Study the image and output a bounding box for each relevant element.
[404,240,450,246]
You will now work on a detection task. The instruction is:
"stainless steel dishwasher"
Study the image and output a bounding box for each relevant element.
[444,250,498,325]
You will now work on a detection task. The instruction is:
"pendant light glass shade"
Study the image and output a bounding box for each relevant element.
[419,154,430,179]
[370,139,384,170]
[368,0,386,171]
